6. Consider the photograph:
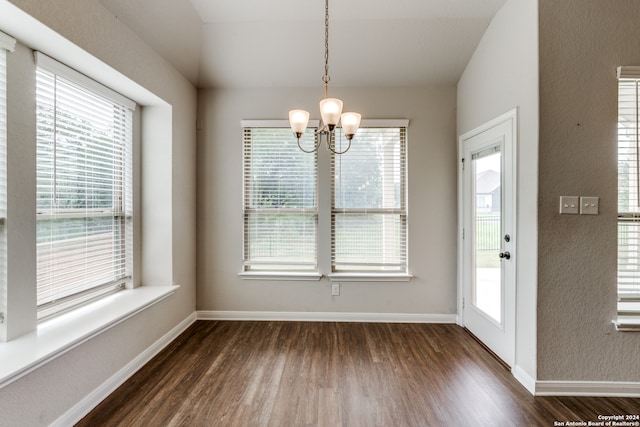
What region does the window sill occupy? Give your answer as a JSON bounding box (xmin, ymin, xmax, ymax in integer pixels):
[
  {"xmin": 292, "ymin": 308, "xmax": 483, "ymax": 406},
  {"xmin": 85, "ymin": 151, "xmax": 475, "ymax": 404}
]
[
  {"xmin": 613, "ymin": 320, "xmax": 640, "ymax": 331},
  {"xmin": 0, "ymin": 284, "xmax": 179, "ymax": 389},
  {"xmin": 239, "ymin": 272, "xmax": 323, "ymax": 281},
  {"xmin": 329, "ymin": 273, "xmax": 413, "ymax": 282}
]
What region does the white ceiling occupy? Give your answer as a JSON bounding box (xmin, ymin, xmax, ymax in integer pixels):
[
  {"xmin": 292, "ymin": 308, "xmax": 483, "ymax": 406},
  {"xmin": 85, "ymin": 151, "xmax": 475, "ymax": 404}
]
[{"xmin": 98, "ymin": 0, "xmax": 507, "ymax": 89}]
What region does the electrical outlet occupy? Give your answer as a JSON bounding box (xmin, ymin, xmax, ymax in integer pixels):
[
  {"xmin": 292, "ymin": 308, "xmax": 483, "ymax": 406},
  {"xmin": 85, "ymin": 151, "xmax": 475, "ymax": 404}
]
[
  {"xmin": 559, "ymin": 196, "xmax": 579, "ymax": 214},
  {"xmin": 580, "ymin": 196, "xmax": 599, "ymax": 215},
  {"xmin": 331, "ymin": 283, "xmax": 340, "ymax": 296}
]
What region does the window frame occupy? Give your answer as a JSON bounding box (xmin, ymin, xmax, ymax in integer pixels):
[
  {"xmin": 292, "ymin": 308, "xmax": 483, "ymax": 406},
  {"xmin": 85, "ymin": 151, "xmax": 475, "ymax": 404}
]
[
  {"xmin": 35, "ymin": 52, "xmax": 135, "ymax": 320},
  {"xmin": 330, "ymin": 122, "xmax": 409, "ymax": 276},
  {"xmin": 240, "ymin": 120, "xmax": 322, "ymax": 281},
  {"xmin": 616, "ymin": 66, "xmax": 640, "ymax": 331},
  {"xmin": 239, "ymin": 119, "xmax": 412, "ymax": 282},
  {"xmin": 0, "ymin": 31, "xmax": 14, "ymax": 332}
]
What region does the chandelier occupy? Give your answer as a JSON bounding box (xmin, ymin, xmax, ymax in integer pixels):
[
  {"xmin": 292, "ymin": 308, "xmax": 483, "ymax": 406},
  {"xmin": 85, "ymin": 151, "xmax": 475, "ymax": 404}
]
[{"xmin": 288, "ymin": 0, "xmax": 361, "ymax": 154}]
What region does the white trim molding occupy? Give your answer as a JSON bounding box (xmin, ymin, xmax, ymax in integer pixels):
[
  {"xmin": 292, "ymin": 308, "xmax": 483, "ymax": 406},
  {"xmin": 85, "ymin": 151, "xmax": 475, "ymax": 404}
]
[
  {"xmin": 0, "ymin": 285, "xmax": 179, "ymax": 389},
  {"xmin": 535, "ymin": 380, "xmax": 640, "ymax": 397},
  {"xmin": 197, "ymin": 310, "xmax": 456, "ymax": 323},
  {"xmin": 51, "ymin": 312, "xmax": 197, "ymax": 427},
  {"xmin": 512, "ymin": 365, "xmax": 536, "ymax": 395},
  {"xmin": 328, "ymin": 273, "xmax": 413, "ymax": 282},
  {"xmin": 0, "ymin": 30, "xmax": 16, "ymax": 51}
]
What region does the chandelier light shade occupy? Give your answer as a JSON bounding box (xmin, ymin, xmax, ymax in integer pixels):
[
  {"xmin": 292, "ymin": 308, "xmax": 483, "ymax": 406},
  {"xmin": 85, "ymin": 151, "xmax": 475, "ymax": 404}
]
[
  {"xmin": 289, "ymin": 0, "xmax": 361, "ymax": 154},
  {"xmin": 319, "ymin": 98, "xmax": 343, "ymax": 129},
  {"xmin": 289, "ymin": 109, "xmax": 310, "ymax": 138},
  {"xmin": 340, "ymin": 112, "xmax": 362, "ymax": 140}
]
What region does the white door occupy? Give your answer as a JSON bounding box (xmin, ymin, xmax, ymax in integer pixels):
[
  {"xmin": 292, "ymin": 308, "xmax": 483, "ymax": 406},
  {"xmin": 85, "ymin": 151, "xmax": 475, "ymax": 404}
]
[{"xmin": 459, "ymin": 110, "xmax": 516, "ymax": 367}]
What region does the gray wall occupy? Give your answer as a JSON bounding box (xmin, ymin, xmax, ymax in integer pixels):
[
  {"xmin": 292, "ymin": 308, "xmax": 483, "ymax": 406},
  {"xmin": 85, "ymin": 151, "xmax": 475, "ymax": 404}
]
[
  {"xmin": 538, "ymin": 0, "xmax": 640, "ymax": 381},
  {"xmin": 457, "ymin": 0, "xmax": 539, "ymax": 381},
  {"xmin": 0, "ymin": 0, "xmax": 197, "ymax": 425},
  {"xmin": 197, "ymin": 86, "xmax": 458, "ymax": 315}
]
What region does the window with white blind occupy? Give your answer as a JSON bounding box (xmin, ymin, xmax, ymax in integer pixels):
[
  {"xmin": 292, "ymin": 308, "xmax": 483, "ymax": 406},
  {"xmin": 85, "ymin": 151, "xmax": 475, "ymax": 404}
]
[
  {"xmin": 242, "ymin": 123, "xmax": 318, "ymax": 273},
  {"xmin": 332, "ymin": 124, "xmax": 408, "ymax": 273},
  {"xmin": 0, "ymin": 32, "xmax": 14, "ymax": 325},
  {"xmin": 616, "ymin": 66, "xmax": 640, "ymax": 331},
  {"xmin": 241, "ymin": 119, "xmax": 409, "ymax": 279},
  {"xmin": 35, "ymin": 52, "xmax": 134, "ymax": 320}
]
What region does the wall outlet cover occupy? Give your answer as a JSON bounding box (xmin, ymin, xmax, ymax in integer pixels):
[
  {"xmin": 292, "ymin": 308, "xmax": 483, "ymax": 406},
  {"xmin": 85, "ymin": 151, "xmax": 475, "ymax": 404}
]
[
  {"xmin": 559, "ymin": 196, "xmax": 579, "ymax": 214},
  {"xmin": 580, "ymin": 196, "xmax": 599, "ymax": 215}
]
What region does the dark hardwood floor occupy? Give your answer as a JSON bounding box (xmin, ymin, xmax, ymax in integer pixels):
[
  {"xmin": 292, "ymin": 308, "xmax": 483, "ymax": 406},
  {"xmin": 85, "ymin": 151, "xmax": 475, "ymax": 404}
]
[{"xmin": 77, "ymin": 321, "xmax": 639, "ymax": 426}]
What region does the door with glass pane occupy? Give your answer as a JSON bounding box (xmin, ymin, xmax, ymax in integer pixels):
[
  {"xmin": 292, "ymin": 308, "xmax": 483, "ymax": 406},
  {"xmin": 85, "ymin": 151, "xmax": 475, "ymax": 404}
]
[{"xmin": 459, "ymin": 111, "xmax": 516, "ymax": 367}]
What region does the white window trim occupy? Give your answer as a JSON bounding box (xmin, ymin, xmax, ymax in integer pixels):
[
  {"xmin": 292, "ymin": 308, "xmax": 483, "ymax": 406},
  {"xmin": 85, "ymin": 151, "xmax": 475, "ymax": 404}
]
[
  {"xmin": 329, "ymin": 273, "xmax": 413, "ymax": 282},
  {"xmin": 238, "ymin": 271, "xmax": 322, "ymax": 281},
  {"xmin": 0, "ymin": 30, "xmax": 15, "ymax": 52},
  {"xmin": 35, "ymin": 51, "xmax": 135, "ymax": 110}
]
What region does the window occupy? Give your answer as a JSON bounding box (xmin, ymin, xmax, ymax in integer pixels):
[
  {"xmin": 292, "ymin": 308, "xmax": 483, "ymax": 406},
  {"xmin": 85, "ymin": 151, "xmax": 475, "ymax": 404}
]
[
  {"xmin": 241, "ymin": 119, "xmax": 409, "ymax": 279},
  {"xmin": 332, "ymin": 126, "xmax": 408, "ymax": 273},
  {"xmin": 242, "ymin": 123, "xmax": 318, "ymax": 273},
  {"xmin": 35, "ymin": 52, "xmax": 135, "ymax": 319},
  {"xmin": 0, "ymin": 31, "xmax": 14, "ymax": 325},
  {"xmin": 616, "ymin": 66, "xmax": 640, "ymax": 331}
]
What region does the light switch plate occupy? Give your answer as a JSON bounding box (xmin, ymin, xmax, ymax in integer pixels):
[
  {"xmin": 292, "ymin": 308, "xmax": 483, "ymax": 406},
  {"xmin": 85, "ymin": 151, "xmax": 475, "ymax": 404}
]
[
  {"xmin": 580, "ymin": 196, "xmax": 599, "ymax": 215},
  {"xmin": 559, "ymin": 196, "xmax": 579, "ymax": 214}
]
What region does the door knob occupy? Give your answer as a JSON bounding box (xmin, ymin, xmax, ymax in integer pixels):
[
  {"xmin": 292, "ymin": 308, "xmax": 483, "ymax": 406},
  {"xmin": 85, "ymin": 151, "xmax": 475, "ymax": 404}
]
[{"xmin": 499, "ymin": 251, "xmax": 511, "ymax": 260}]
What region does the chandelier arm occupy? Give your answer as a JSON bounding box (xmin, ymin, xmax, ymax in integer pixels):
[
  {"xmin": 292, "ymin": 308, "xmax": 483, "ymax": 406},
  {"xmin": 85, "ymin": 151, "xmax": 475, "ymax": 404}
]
[
  {"xmin": 327, "ymin": 132, "xmax": 352, "ymax": 155},
  {"xmin": 297, "ymin": 134, "xmax": 322, "ymax": 153}
]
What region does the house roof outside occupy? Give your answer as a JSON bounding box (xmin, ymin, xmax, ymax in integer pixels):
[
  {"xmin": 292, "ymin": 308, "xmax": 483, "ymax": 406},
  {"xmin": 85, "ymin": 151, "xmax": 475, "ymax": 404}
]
[{"xmin": 476, "ymin": 169, "xmax": 500, "ymax": 194}]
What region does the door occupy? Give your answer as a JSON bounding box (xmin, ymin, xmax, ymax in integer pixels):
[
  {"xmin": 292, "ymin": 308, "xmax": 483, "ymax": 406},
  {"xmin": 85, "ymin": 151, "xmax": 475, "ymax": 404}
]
[{"xmin": 459, "ymin": 110, "xmax": 516, "ymax": 367}]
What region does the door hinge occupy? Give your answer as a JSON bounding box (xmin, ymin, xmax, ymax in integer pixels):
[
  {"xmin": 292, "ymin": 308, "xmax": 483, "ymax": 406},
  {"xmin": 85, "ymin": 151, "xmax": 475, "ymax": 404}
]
[
  {"xmin": 462, "ymin": 228, "xmax": 465, "ymax": 240},
  {"xmin": 461, "ymin": 158, "xmax": 465, "ymax": 170},
  {"xmin": 462, "ymin": 298, "xmax": 465, "ymax": 309}
]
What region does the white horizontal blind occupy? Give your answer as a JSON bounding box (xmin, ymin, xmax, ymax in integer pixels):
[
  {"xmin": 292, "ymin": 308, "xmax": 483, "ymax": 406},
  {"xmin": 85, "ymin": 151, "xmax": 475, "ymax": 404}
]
[
  {"xmin": 331, "ymin": 126, "xmax": 408, "ymax": 272},
  {"xmin": 617, "ymin": 72, "xmax": 640, "ymax": 330},
  {"xmin": 0, "ymin": 43, "xmax": 9, "ymax": 323},
  {"xmin": 36, "ymin": 63, "xmax": 133, "ymax": 319},
  {"xmin": 242, "ymin": 127, "xmax": 318, "ymax": 271}
]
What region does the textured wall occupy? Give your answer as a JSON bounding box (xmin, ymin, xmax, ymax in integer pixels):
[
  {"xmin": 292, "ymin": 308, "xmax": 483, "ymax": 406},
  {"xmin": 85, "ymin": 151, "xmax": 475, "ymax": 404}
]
[
  {"xmin": 196, "ymin": 86, "xmax": 458, "ymax": 315},
  {"xmin": 538, "ymin": 0, "xmax": 640, "ymax": 381},
  {"xmin": 457, "ymin": 0, "xmax": 539, "ymax": 379}
]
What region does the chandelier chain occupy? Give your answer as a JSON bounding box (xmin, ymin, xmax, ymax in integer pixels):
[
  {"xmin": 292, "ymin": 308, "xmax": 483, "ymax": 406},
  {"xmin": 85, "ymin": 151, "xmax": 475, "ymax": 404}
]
[{"xmin": 323, "ymin": 0, "xmax": 330, "ymax": 98}]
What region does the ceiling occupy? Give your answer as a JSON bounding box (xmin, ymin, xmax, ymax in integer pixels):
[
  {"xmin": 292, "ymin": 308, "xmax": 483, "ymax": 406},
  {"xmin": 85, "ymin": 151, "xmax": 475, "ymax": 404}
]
[{"xmin": 98, "ymin": 0, "xmax": 507, "ymax": 89}]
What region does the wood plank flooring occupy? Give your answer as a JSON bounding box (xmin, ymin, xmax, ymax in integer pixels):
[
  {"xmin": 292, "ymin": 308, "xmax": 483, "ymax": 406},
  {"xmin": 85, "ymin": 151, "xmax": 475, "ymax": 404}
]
[{"xmin": 77, "ymin": 321, "xmax": 640, "ymax": 426}]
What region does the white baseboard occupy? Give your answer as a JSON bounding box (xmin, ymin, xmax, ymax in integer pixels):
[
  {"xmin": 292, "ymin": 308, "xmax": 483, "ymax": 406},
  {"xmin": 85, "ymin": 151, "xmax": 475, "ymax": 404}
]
[
  {"xmin": 51, "ymin": 312, "xmax": 197, "ymax": 427},
  {"xmin": 535, "ymin": 380, "xmax": 640, "ymax": 397},
  {"xmin": 196, "ymin": 310, "xmax": 457, "ymax": 323},
  {"xmin": 512, "ymin": 365, "xmax": 536, "ymax": 394}
]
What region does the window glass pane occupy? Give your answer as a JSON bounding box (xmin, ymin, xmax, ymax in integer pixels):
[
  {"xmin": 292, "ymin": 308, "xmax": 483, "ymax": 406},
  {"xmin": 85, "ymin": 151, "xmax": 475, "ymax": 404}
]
[
  {"xmin": 333, "ymin": 213, "xmax": 405, "ymax": 270},
  {"xmin": 618, "ymin": 81, "xmax": 639, "ymax": 213},
  {"xmin": 243, "ymin": 128, "xmax": 318, "ymax": 271},
  {"xmin": 334, "ymin": 128, "xmax": 403, "ymax": 210},
  {"xmin": 247, "ymin": 128, "xmax": 316, "ymax": 209},
  {"xmin": 617, "ymin": 76, "xmax": 640, "ymax": 330},
  {"xmin": 36, "ymin": 65, "xmax": 132, "ymax": 319},
  {"xmin": 245, "ymin": 212, "xmax": 317, "ymax": 270},
  {"xmin": 332, "ymin": 127, "xmax": 407, "ymax": 272}
]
